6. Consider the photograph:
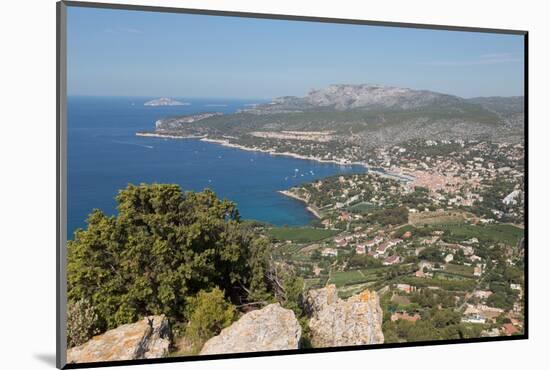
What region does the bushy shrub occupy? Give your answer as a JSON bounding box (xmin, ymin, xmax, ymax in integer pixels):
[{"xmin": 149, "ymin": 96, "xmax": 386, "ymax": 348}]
[
  {"xmin": 281, "ymin": 275, "xmax": 305, "ymax": 316},
  {"xmin": 184, "ymin": 287, "xmax": 236, "ymax": 349},
  {"xmin": 67, "ymin": 299, "xmax": 101, "ymax": 348}
]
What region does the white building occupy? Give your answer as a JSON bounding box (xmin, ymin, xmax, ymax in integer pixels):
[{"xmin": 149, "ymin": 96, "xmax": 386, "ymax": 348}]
[
  {"xmin": 462, "ymin": 314, "xmax": 486, "ymax": 324},
  {"xmin": 321, "ymin": 248, "xmax": 338, "ymax": 257}
]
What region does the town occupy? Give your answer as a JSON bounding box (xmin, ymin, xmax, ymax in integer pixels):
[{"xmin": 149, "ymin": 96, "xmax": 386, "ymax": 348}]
[{"xmin": 266, "ymin": 138, "xmax": 524, "ymax": 342}]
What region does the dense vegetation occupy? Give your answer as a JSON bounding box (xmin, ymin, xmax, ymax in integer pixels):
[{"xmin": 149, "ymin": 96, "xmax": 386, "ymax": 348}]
[
  {"xmin": 381, "ymin": 289, "xmax": 482, "ymax": 343},
  {"xmin": 158, "ymin": 103, "xmax": 503, "ymax": 136},
  {"xmin": 67, "ymin": 184, "xmax": 271, "ymax": 335},
  {"xmin": 367, "ymin": 206, "xmax": 409, "ymax": 225},
  {"xmin": 382, "ymin": 310, "xmax": 483, "ymax": 343}
]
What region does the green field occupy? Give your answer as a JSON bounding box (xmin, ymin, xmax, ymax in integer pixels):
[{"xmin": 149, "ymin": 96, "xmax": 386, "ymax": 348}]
[
  {"xmin": 409, "ymin": 210, "xmax": 471, "ymax": 226},
  {"xmin": 443, "ymin": 263, "xmax": 475, "ymax": 277},
  {"xmin": 276, "ymin": 243, "xmax": 304, "ymax": 254},
  {"xmin": 267, "ymin": 227, "xmax": 340, "ymax": 243},
  {"xmin": 328, "ymin": 270, "xmax": 370, "ymax": 287},
  {"xmin": 434, "ymin": 272, "xmax": 467, "ymax": 280},
  {"xmin": 436, "ymin": 224, "xmax": 524, "ymax": 246}
]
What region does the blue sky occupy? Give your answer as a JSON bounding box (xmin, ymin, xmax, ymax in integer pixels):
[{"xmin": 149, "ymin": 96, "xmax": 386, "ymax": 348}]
[{"xmin": 67, "ymin": 6, "xmax": 525, "ymax": 99}]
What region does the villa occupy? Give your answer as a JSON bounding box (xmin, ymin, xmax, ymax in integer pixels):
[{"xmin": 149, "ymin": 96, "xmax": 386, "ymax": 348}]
[
  {"xmin": 322, "ymin": 248, "xmax": 338, "ymax": 257},
  {"xmin": 383, "ymin": 255, "xmax": 401, "ymax": 266}
]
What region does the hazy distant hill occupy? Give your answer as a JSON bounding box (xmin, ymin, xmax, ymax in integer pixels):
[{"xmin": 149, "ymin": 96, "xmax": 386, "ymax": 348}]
[
  {"xmin": 144, "ymin": 97, "xmax": 189, "ymax": 106},
  {"xmin": 466, "ymin": 96, "xmax": 524, "ymax": 128},
  {"xmin": 150, "ymin": 84, "xmax": 524, "ymax": 147},
  {"xmin": 244, "ymin": 84, "xmax": 469, "ymax": 113}
]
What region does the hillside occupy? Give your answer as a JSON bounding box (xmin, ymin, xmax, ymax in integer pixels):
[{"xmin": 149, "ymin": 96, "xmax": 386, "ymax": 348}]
[
  {"xmin": 245, "ymin": 84, "xmax": 472, "ymax": 113},
  {"xmin": 466, "ymin": 96, "xmax": 524, "ymax": 128},
  {"xmin": 141, "ymin": 84, "xmax": 524, "ymax": 164}
]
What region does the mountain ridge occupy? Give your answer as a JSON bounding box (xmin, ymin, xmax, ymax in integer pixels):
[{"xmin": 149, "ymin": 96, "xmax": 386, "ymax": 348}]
[
  {"xmin": 143, "ymin": 84, "xmax": 524, "ymax": 160},
  {"xmin": 241, "ymin": 84, "xmax": 521, "ymax": 116}
]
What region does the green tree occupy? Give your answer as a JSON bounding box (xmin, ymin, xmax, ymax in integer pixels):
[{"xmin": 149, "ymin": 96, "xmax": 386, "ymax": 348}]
[
  {"xmin": 348, "ymin": 254, "xmax": 382, "ymax": 269},
  {"xmin": 281, "ymin": 275, "xmax": 305, "ymax": 317},
  {"xmin": 432, "ymin": 309, "xmax": 461, "ymax": 329},
  {"xmin": 280, "ymin": 274, "xmax": 314, "ymax": 347},
  {"xmin": 67, "ymin": 184, "xmax": 270, "ymax": 331},
  {"xmin": 407, "ymin": 321, "xmax": 439, "ymax": 342}
]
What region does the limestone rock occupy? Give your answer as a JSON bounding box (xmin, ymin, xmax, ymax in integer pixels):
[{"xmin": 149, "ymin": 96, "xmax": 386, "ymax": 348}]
[
  {"xmin": 67, "ymin": 315, "xmax": 170, "ymax": 363},
  {"xmin": 306, "ymin": 284, "xmax": 384, "ymax": 347},
  {"xmin": 200, "ymin": 303, "xmax": 301, "ymax": 355}
]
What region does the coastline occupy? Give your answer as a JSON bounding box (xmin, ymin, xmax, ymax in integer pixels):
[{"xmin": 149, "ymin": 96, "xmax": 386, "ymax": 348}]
[
  {"xmin": 200, "ymin": 138, "xmax": 359, "ymax": 167},
  {"xmin": 200, "ymin": 138, "xmax": 414, "ymax": 182},
  {"xmin": 136, "ymin": 132, "xmax": 207, "ymax": 140},
  {"xmin": 277, "ymin": 190, "xmax": 322, "ymax": 219},
  {"xmin": 136, "ymin": 132, "xmax": 414, "ymax": 182}
]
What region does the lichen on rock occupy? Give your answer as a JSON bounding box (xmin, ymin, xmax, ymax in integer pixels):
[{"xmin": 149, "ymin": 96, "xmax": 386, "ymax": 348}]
[
  {"xmin": 66, "ymin": 315, "xmax": 171, "ymax": 364},
  {"xmin": 306, "ymin": 284, "xmax": 384, "ymax": 347},
  {"xmin": 199, "ymin": 303, "xmax": 301, "ymax": 355}
]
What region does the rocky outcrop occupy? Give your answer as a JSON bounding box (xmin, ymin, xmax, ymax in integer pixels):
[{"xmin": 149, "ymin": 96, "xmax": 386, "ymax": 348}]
[
  {"xmin": 200, "ymin": 303, "xmax": 301, "ymax": 355},
  {"xmin": 306, "ymin": 285, "xmax": 384, "ymax": 347},
  {"xmin": 144, "ymin": 97, "xmax": 188, "ymax": 106},
  {"xmin": 67, "ymin": 315, "xmax": 170, "ymax": 364},
  {"xmin": 243, "ymin": 84, "xmax": 465, "ymax": 113},
  {"xmin": 305, "ymin": 84, "xmax": 462, "ymax": 111}
]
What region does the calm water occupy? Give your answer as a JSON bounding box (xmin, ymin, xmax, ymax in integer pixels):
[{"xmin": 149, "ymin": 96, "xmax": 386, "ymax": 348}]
[{"xmin": 67, "ymin": 96, "xmax": 366, "ymax": 237}]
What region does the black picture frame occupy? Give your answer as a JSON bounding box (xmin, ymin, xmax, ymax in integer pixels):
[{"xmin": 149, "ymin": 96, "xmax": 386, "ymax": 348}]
[{"xmin": 56, "ymin": 1, "xmax": 528, "ymax": 368}]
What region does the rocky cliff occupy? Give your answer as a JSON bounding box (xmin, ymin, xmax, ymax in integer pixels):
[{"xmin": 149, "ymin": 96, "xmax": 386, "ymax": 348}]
[
  {"xmin": 243, "ymin": 84, "xmax": 492, "ymax": 114},
  {"xmin": 305, "ymin": 84, "xmax": 462, "ymax": 111},
  {"xmin": 199, "ymin": 303, "xmax": 301, "ymax": 355},
  {"xmin": 306, "ymin": 285, "xmax": 384, "ymax": 347},
  {"xmin": 66, "ymin": 315, "xmax": 171, "ymax": 364}
]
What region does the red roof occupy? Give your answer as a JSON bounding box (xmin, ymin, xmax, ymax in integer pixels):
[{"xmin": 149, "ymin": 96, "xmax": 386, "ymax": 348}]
[
  {"xmin": 503, "ymin": 323, "xmax": 519, "ymax": 336},
  {"xmin": 384, "ymin": 255, "xmax": 400, "ymax": 264}
]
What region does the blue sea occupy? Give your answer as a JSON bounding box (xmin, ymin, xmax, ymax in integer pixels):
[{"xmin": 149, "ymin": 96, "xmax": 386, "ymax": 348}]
[{"xmin": 67, "ymin": 96, "xmax": 366, "ymax": 238}]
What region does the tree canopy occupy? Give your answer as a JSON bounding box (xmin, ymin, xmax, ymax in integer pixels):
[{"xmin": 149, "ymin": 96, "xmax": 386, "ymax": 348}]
[{"xmin": 67, "ymin": 183, "xmax": 270, "ymax": 330}]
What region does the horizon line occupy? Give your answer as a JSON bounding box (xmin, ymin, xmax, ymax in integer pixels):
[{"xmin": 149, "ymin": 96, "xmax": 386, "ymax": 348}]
[{"xmin": 67, "ymin": 91, "xmax": 525, "ymax": 100}]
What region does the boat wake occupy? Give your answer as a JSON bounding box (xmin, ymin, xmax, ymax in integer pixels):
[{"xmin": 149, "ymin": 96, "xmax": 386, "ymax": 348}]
[{"xmin": 112, "ymin": 140, "xmax": 154, "ymax": 149}]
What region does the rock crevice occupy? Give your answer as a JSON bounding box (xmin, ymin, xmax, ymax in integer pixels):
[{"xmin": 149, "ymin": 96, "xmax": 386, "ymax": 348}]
[
  {"xmin": 67, "ymin": 315, "xmax": 170, "ymax": 364},
  {"xmin": 306, "ymin": 285, "xmax": 384, "ymax": 347}
]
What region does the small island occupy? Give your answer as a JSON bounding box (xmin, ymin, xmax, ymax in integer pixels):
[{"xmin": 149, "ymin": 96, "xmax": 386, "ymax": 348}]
[{"xmin": 144, "ymin": 97, "xmax": 189, "ymax": 106}]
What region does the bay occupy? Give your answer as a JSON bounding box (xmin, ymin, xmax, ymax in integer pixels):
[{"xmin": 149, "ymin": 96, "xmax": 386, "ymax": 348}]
[{"xmin": 67, "ymin": 96, "xmax": 366, "ymax": 238}]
